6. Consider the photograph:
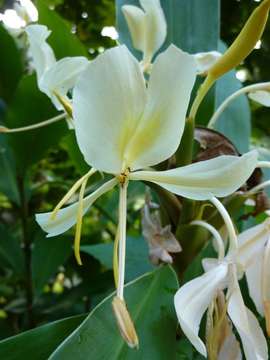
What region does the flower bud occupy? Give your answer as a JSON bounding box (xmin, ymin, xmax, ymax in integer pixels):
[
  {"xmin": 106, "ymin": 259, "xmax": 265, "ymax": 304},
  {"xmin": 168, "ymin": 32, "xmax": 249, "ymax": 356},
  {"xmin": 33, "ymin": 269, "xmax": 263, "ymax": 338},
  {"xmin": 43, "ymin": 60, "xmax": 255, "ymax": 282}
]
[
  {"xmin": 209, "ymin": 0, "xmax": 270, "ymax": 80},
  {"xmin": 112, "ymin": 296, "xmax": 139, "ymax": 349}
]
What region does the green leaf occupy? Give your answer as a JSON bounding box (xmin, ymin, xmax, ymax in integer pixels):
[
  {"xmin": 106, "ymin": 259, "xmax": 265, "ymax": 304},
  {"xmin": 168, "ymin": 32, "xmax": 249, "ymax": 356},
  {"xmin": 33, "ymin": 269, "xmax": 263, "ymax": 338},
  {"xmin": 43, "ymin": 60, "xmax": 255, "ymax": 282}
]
[
  {"xmin": 0, "ymin": 25, "xmax": 23, "ymax": 102},
  {"xmin": 0, "ymin": 224, "xmax": 24, "ymax": 275},
  {"xmin": 4, "ymin": 75, "xmax": 67, "ymax": 174},
  {"xmin": 49, "ymin": 266, "xmax": 178, "ymax": 359},
  {"xmin": 0, "ymin": 135, "xmax": 19, "ymax": 203},
  {"xmin": 116, "ymin": 0, "xmax": 220, "ymax": 56},
  {"xmin": 32, "ymin": 232, "xmax": 72, "ymax": 295},
  {"xmin": 37, "ymin": 0, "xmax": 88, "ymax": 58},
  {"xmin": 81, "ymin": 236, "xmax": 154, "ymax": 282},
  {"xmin": 0, "ymin": 314, "xmax": 86, "ymax": 360},
  {"xmin": 214, "ymin": 42, "xmax": 251, "ymax": 153}
]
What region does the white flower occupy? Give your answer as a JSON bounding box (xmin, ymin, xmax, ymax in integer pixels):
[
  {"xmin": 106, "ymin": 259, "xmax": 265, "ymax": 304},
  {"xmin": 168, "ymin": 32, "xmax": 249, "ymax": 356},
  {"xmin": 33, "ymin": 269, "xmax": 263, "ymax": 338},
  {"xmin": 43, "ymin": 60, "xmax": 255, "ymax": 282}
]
[
  {"xmin": 122, "ymin": 0, "xmax": 166, "ymax": 68},
  {"xmin": 174, "ymin": 220, "xmax": 268, "ymax": 359},
  {"xmin": 25, "ymin": 24, "xmax": 88, "ymax": 112},
  {"xmin": 35, "ymin": 45, "xmax": 258, "ymax": 344}
]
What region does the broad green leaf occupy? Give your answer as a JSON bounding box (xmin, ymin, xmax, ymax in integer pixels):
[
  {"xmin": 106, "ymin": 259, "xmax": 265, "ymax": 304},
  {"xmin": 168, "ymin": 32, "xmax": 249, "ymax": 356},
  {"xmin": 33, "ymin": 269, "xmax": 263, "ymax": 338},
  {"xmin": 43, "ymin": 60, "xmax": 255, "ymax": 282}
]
[
  {"xmin": 37, "ymin": 0, "xmax": 88, "ymax": 58},
  {"xmin": 4, "ymin": 75, "xmax": 67, "ymax": 174},
  {"xmin": 0, "ymin": 25, "xmax": 23, "ymax": 102},
  {"xmin": 81, "ymin": 236, "xmax": 154, "ymax": 282},
  {"xmin": 32, "ymin": 231, "xmax": 73, "ymax": 295},
  {"xmin": 0, "ymin": 224, "xmax": 24, "ymax": 275},
  {"xmin": 0, "ymin": 314, "xmax": 86, "ymax": 360},
  {"xmin": 214, "ymin": 42, "xmax": 251, "ymax": 153},
  {"xmin": 116, "ymin": 0, "xmax": 220, "ymax": 56},
  {"xmin": 49, "ymin": 266, "xmax": 179, "ymax": 359}
]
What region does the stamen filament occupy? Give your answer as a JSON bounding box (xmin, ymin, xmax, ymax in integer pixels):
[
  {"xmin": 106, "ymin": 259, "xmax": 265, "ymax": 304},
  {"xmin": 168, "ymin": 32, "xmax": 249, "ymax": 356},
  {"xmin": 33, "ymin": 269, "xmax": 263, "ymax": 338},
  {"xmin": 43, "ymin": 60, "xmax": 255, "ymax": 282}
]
[
  {"xmin": 191, "ymin": 220, "xmax": 225, "ymax": 260},
  {"xmin": 74, "ymin": 177, "xmax": 89, "ymax": 265},
  {"xmin": 257, "ymin": 161, "xmax": 270, "ymax": 169},
  {"xmin": 0, "ymin": 113, "xmax": 66, "ymax": 133},
  {"xmin": 208, "ymin": 82, "xmax": 270, "ymax": 128},
  {"xmin": 113, "ymin": 225, "xmax": 120, "ymax": 288},
  {"xmin": 210, "ymin": 197, "xmax": 238, "ymax": 252},
  {"xmin": 246, "ymin": 179, "xmax": 270, "ymax": 195},
  {"xmin": 117, "ymin": 181, "xmax": 128, "ymax": 300},
  {"xmin": 50, "ymin": 168, "xmax": 96, "ymax": 220}
]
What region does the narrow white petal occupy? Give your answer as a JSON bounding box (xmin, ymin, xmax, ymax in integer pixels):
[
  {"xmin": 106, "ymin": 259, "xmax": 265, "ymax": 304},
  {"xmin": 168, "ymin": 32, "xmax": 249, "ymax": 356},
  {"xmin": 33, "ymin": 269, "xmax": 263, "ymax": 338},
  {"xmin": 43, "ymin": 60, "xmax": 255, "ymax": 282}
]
[
  {"xmin": 39, "ymin": 57, "xmax": 89, "ymax": 110},
  {"xmin": 130, "ymin": 151, "xmax": 258, "ymax": 200},
  {"xmin": 35, "ymin": 178, "xmax": 117, "ymax": 237},
  {"xmin": 174, "ymin": 264, "xmax": 228, "ymax": 357},
  {"xmin": 248, "ymin": 90, "xmax": 270, "ymax": 107},
  {"xmin": 246, "ymin": 255, "xmax": 264, "ymax": 316},
  {"xmin": 122, "ymin": 5, "xmax": 146, "ymax": 52},
  {"xmin": 228, "ymin": 271, "xmax": 268, "ymax": 360},
  {"xmin": 194, "ymin": 51, "xmax": 222, "ymax": 74},
  {"xmin": 73, "ymin": 45, "xmax": 147, "ymax": 173},
  {"xmin": 25, "ymin": 24, "xmax": 56, "ymax": 81},
  {"xmin": 124, "ymin": 45, "xmax": 196, "ymax": 170}
]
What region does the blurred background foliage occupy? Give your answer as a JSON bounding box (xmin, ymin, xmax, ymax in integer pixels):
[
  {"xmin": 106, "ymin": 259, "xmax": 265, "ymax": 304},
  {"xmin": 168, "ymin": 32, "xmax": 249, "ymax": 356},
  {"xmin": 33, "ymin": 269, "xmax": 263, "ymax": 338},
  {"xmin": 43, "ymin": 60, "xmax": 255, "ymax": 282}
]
[{"xmin": 0, "ymin": 0, "xmax": 269, "ymax": 355}]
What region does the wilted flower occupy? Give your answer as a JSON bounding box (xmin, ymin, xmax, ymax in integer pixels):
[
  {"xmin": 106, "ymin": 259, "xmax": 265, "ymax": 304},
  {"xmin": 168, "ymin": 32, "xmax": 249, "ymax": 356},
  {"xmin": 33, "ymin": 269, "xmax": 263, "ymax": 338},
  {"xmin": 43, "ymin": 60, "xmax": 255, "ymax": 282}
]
[{"xmin": 141, "ymin": 196, "xmax": 181, "ymax": 265}]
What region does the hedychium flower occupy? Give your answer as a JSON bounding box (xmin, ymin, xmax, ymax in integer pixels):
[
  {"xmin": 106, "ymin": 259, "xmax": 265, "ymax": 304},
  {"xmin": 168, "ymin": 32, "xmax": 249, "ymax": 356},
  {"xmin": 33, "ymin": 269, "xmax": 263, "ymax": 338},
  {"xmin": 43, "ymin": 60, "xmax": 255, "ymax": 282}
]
[
  {"xmin": 36, "ymin": 44, "xmax": 258, "ymax": 347},
  {"xmin": 25, "ymin": 24, "xmax": 88, "ymax": 112},
  {"xmin": 174, "ymin": 219, "xmax": 268, "ymax": 359},
  {"xmin": 122, "ymin": 0, "xmax": 166, "ymax": 72},
  {"xmin": 207, "ymin": 82, "xmax": 270, "ymax": 129}
]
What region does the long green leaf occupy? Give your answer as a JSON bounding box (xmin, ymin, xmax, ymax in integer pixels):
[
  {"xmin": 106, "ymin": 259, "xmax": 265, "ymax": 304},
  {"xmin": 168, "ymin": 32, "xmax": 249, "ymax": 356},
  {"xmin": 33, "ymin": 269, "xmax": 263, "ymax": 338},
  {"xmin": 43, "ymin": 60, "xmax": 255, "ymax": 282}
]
[{"xmin": 49, "ymin": 266, "xmax": 178, "ymax": 359}]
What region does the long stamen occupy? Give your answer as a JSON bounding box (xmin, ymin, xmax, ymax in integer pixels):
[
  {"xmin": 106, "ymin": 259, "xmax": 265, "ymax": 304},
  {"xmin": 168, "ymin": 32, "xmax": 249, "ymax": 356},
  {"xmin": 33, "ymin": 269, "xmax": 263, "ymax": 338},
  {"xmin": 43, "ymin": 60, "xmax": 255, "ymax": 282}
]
[
  {"xmin": 207, "ymin": 82, "xmax": 270, "ymax": 128},
  {"xmin": 210, "ymin": 197, "xmax": 238, "ymax": 252},
  {"xmin": 53, "ymin": 91, "xmax": 73, "ymax": 118},
  {"xmin": 50, "ymin": 168, "xmax": 96, "ymax": 220},
  {"xmin": 74, "ymin": 177, "xmax": 89, "ymax": 265},
  {"xmin": 117, "ymin": 181, "xmax": 128, "ymax": 300},
  {"xmin": 0, "ymin": 113, "xmax": 66, "ymax": 133},
  {"xmin": 113, "ymin": 225, "xmax": 120, "ymax": 288},
  {"xmin": 257, "ymin": 161, "xmax": 270, "ymax": 169},
  {"xmin": 191, "ymin": 220, "xmax": 225, "ymax": 260}
]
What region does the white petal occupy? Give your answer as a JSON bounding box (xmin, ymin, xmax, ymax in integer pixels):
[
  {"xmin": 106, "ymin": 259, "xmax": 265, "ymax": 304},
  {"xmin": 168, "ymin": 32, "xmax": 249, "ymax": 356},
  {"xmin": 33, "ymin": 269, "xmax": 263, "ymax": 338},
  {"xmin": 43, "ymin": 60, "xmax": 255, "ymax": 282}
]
[
  {"xmin": 122, "ymin": 5, "xmax": 146, "ymax": 52},
  {"xmin": 237, "ymin": 221, "xmax": 269, "ymax": 269},
  {"xmin": 35, "ymin": 178, "xmax": 117, "ymax": 237},
  {"xmin": 218, "ymin": 332, "xmax": 242, "ymax": 360},
  {"xmin": 174, "ymin": 264, "xmax": 228, "ymax": 357},
  {"xmin": 248, "ymin": 90, "xmax": 270, "ymax": 107},
  {"xmin": 19, "ymin": 0, "xmax": 38, "ymax": 22},
  {"xmin": 124, "ymin": 45, "xmax": 196, "ymax": 170},
  {"xmin": 39, "ymin": 57, "xmax": 89, "ymax": 110},
  {"xmin": 194, "ymin": 51, "xmax": 222, "ymax": 74},
  {"xmin": 228, "ymin": 272, "xmax": 268, "ymax": 360},
  {"xmin": 25, "ymin": 24, "xmax": 56, "ymax": 81},
  {"xmin": 73, "ymin": 45, "xmax": 147, "ymax": 174},
  {"xmin": 130, "ymin": 151, "xmax": 258, "ymax": 201},
  {"xmin": 245, "ymin": 254, "xmax": 264, "ymax": 316},
  {"xmin": 139, "ymin": 0, "xmax": 167, "ymax": 63}
]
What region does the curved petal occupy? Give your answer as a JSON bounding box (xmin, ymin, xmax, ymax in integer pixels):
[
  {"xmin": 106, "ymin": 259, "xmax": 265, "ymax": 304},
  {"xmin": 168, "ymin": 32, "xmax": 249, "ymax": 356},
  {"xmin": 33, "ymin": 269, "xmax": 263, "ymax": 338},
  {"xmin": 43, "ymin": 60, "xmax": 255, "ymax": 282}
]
[
  {"xmin": 174, "ymin": 264, "xmax": 228, "ymax": 357},
  {"xmin": 130, "ymin": 151, "xmax": 258, "ymax": 200},
  {"xmin": 245, "ymin": 255, "xmax": 264, "ymax": 316},
  {"xmin": 194, "ymin": 51, "xmax": 222, "ymax": 74},
  {"xmin": 139, "ymin": 0, "xmax": 167, "ymax": 63},
  {"xmin": 124, "ymin": 45, "xmax": 196, "ymax": 170},
  {"xmin": 228, "ymin": 271, "xmax": 268, "ymax": 360},
  {"xmin": 25, "ymin": 24, "xmax": 56, "ymax": 81},
  {"xmin": 248, "ymin": 90, "xmax": 270, "ymax": 107},
  {"xmin": 35, "ymin": 178, "xmax": 117, "ymax": 237},
  {"xmin": 39, "ymin": 57, "xmax": 89, "ymax": 110},
  {"xmin": 73, "ymin": 45, "xmax": 147, "ymax": 174},
  {"xmin": 122, "ymin": 5, "xmax": 146, "ymax": 52}
]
